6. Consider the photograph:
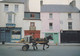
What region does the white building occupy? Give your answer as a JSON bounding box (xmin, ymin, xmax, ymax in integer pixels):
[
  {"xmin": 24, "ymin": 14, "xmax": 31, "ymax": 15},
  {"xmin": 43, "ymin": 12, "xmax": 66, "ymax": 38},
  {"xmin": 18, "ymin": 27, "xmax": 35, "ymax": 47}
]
[
  {"xmin": 59, "ymin": 5, "xmax": 80, "ymax": 43},
  {"xmin": 41, "ymin": 4, "xmax": 80, "ymax": 43},
  {"xmin": 0, "ymin": 1, "xmax": 24, "ymax": 42},
  {"xmin": 22, "ymin": 12, "xmax": 41, "ymax": 39}
]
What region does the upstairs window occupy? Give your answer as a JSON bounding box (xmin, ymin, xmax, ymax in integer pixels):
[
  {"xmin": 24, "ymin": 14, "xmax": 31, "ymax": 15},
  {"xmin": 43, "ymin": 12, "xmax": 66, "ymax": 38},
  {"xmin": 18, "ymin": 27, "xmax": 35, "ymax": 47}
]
[
  {"xmin": 68, "ymin": 22, "xmax": 72, "ymax": 30},
  {"xmin": 30, "ymin": 13, "xmax": 35, "ymax": 18},
  {"xmin": 4, "ymin": 4, "xmax": 9, "ymax": 11},
  {"xmin": 30, "ymin": 22, "xmax": 36, "ymax": 30},
  {"xmin": 30, "ymin": 22, "xmax": 35, "ymax": 27},
  {"xmin": 15, "ymin": 5, "xmax": 18, "ymax": 12},
  {"xmin": 8, "ymin": 14, "xmax": 12, "ymax": 23},
  {"xmin": 8, "ymin": 13, "xmax": 15, "ymax": 23},
  {"xmin": 49, "ymin": 23, "xmax": 53, "ymax": 30},
  {"xmin": 49, "ymin": 13, "xmax": 53, "ymax": 18},
  {"xmin": 68, "ymin": 13, "xmax": 71, "ymax": 18}
]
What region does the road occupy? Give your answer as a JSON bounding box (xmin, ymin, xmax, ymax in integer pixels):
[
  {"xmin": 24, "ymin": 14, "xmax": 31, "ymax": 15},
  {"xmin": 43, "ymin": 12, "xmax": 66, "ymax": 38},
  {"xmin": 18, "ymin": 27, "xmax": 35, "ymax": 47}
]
[{"xmin": 0, "ymin": 44, "xmax": 80, "ymax": 56}]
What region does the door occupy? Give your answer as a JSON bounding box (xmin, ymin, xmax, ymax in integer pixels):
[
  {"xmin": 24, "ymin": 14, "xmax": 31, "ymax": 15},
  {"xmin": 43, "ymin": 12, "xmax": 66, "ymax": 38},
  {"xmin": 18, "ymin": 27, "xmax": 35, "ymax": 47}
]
[
  {"xmin": 5, "ymin": 30, "xmax": 11, "ymax": 42},
  {"xmin": 45, "ymin": 33, "xmax": 53, "ymax": 40},
  {"xmin": 61, "ymin": 31, "xmax": 80, "ymax": 43},
  {"xmin": 0, "ymin": 30, "xmax": 5, "ymax": 42},
  {"xmin": 54, "ymin": 33, "xmax": 59, "ymax": 44}
]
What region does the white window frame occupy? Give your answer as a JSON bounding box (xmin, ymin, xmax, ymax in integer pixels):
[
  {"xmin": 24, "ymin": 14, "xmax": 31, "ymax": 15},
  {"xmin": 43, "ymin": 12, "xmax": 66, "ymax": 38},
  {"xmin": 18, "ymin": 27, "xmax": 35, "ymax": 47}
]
[
  {"xmin": 8, "ymin": 13, "xmax": 15, "ymax": 23},
  {"xmin": 15, "ymin": 5, "xmax": 19, "ymax": 12},
  {"xmin": 68, "ymin": 22, "xmax": 72, "ymax": 30},
  {"xmin": 68, "ymin": 13, "xmax": 72, "ymax": 18},
  {"xmin": 49, "ymin": 13, "xmax": 53, "ymax": 19},
  {"xmin": 4, "ymin": 4, "xmax": 9, "ymax": 11},
  {"xmin": 49, "ymin": 23, "xmax": 53, "ymax": 30}
]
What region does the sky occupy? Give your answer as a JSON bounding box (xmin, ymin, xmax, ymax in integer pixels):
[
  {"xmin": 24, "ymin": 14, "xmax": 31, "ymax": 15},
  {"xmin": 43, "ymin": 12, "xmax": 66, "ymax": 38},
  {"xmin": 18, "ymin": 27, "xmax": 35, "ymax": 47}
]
[
  {"xmin": 43, "ymin": 0, "xmax": 73, "ymax": 4},
  {"xmin": 0, "ymin": 0, "xmax": 73, "ymax": 4}
]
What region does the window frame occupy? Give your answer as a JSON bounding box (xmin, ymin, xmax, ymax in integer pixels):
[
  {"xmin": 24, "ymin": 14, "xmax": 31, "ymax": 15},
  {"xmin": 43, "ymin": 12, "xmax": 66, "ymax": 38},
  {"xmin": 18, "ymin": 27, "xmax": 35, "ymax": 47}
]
[
  {"xmin": 68, "ymin": 22, "xmax": 72, "ymax": 30},
  {"xmin": 30, "ymin": 13, "xmax": 35, "ymax": 18},
  {"xmin": 7, "ymin": 13, "xmax": 15, "ymax": 23},
  {"xmin": 15, "ymin": 5, "xmax": 19, "ymax": 12},
  {"xmin": 30, "ymin": 22, "xmax": 35, "ymax": 27},
  {"xmin": 4, "ymin": 4, "xmax": 9, "ymax": 11},
  {"xmin": 68, "ymin": 13, "xmax": 72, "ymax": 18},
  {"xmin": 49, "ymin": 23, "xmax": 53, "ymax": 30},
  {"xmin": 49, "ymin": 13, "xmax": 53, "ymax": 18}
]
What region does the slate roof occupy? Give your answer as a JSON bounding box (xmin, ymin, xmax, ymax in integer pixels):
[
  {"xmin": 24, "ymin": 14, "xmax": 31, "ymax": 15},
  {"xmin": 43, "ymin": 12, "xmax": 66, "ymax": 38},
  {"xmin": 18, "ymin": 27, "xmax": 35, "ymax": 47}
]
[{"xmin": 41, "ymin": 5, "xmax": 80, "ymax": 13}]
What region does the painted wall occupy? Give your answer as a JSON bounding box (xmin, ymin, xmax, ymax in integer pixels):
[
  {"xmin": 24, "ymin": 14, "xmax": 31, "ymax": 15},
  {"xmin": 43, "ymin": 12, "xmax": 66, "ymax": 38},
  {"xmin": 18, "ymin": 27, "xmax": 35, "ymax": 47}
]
[
  {"xmin": 22, "ymin": 20, "xmax": 41, "ymax": 38},
  {"xmin": 0, "ymin": 2, "xmax": 24, "ymax": 27},
  {"xmin": 41, "ymin": 12, "xmax": 60, "ymax": 44},
  {"xmin": 0, "ymin": 2, "xmax": 24, "ymax": 41},
  {"xmin": 60, "ymin": 13, "xmax": 80, "ymax": 30}
]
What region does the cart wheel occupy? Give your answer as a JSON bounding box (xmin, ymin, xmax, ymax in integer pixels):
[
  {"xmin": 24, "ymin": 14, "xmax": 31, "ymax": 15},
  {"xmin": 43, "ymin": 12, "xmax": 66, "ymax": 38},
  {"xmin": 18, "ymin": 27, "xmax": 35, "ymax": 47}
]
[
  {"xmin": 22, "ymin": 44, "xmax": 29, "ymax": 51},
  {"xmin": 26, "ymin": 44, "xmax": 29, "ymax": 49}
]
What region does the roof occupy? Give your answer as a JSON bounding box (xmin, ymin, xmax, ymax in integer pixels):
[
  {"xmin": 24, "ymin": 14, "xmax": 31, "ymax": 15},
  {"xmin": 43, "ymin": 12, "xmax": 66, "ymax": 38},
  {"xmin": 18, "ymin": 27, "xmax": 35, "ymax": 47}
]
[
  {"xmin": 41, "ymin": 5, "xmax": 80, "ymax": 13},
  {"xmin": 0, "ymin": 0, "xmax": 24, "ymax": 3}
]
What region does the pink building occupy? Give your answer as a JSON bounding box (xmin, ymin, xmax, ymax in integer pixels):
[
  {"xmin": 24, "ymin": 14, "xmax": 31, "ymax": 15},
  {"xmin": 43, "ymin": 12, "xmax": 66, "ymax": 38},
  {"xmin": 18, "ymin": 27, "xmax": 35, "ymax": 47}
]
[{"xmin": 41, "ymin": 5, "xmax": 60, "ymax": 44}]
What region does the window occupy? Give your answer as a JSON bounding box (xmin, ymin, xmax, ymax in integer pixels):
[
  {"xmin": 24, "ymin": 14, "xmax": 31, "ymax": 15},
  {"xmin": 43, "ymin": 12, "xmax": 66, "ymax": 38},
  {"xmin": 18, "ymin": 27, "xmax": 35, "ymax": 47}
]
[
  {"xmin": 68, "ymin": 22, "xmax": 72, "ymax": 29},
  {"xmin": 4, "ymin": 4, "xmax": 9, "ymax": 11},
  {"xmin": 49, "ymin": 23, "xmax": 53, "ymax": 30},
  {"xmin": 30, "ymin": 22, "xmax": 36, "ymax": 30},
  {"xmin": 49, "ymin": 13, "xmax": 53, "ymax": 18},
  {"xmin": 15, "ymin": 5, "xmax": 18, "ymax": 12},
  {"xmin": 30, "ymin": 13, "xmax": 35, "ymax": 18},
  {"xmin": 30, "ymin": 22, "xmax": 35, "ymax": 26},
  {"xmin": 45, "ymin": 33, "xmax": 53, "ymax": 38},
  {"xmin": 8, "ymin": 14, "xmax": 12, "ymax": 23},
  {"xmin": 8, "ymin": 13, "xmax": 15, "ymax": 23},
  {"xmin": 68, "ymin": 13, "xmax": 71, "ymax": 18},
  {"xmin": 12, "ymin": 30, "xmax": 21, "ymax": 35}
]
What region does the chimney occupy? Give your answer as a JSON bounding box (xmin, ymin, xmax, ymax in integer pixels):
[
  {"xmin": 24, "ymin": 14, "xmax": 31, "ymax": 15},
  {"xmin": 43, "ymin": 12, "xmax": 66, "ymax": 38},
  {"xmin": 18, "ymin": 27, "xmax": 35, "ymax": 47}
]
[
  {"xmin": 70, "ymin": 0, "xmax": 76, "ymax": 7},
  {"xmin": 40, "ymin": 0, "xmax": 43, "ymax": 6},
  {"xmin": 24, "ymin": 0, "xmax": 30, "ymax": 12}
]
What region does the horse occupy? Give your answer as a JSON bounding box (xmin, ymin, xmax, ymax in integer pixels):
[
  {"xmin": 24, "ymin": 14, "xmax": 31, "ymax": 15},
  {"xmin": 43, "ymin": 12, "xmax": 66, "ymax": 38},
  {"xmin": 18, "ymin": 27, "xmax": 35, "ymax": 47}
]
[{"xmin": 32, "ymin": 35, "xmax": 53, "ymax": 50}]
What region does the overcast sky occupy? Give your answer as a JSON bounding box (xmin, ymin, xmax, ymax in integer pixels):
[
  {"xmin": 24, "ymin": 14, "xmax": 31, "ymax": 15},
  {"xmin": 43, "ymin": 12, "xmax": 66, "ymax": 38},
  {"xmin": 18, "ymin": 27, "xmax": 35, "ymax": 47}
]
[
  {"xmin": 0, "ymin": 0, "xmax": 73, "ymax": 4},
  {"xmin": 43, "ymin": 0, "xmax": 73, "ymax": 4}
]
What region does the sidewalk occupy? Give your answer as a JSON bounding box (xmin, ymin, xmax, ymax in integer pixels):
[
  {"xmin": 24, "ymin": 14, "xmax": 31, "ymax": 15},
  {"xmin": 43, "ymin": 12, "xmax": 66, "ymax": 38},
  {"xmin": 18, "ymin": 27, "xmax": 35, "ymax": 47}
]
[
  {"xmin": 0, "ymin": 42, "xmax": 80, "ymax": 46},
  {"xmin": 59, "ymin": 43, "xmax": 80, "ymax": 46}
]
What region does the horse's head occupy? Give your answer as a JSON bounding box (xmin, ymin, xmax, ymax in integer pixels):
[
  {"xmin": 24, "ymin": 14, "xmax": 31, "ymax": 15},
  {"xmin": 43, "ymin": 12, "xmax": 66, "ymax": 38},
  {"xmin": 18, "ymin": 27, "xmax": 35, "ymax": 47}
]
[{"xmin": 47, "ymin": 35, "xmax": 53, "ymax": 40}]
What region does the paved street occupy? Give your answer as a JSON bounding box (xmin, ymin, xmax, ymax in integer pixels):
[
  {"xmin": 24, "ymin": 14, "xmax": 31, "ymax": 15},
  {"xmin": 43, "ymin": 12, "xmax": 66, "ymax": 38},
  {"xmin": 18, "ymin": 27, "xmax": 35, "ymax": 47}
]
[{"xmin": 0, "ymin": 44, "xmax": 80, "ymax": 56}]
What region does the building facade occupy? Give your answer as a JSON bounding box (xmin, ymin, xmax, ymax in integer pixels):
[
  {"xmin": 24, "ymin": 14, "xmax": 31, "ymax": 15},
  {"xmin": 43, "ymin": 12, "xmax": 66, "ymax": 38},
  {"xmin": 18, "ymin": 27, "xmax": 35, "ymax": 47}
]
[
  {"xmin": 0, "ymin": 0, "xmax": 80, "ymax": 44},
  {"xmin": 41, "ymin": 4, "xmax": 80, "ymax": 44},
  {"xmin": 22, "ymin": 12, "xmax": 41, "ymax": 39},
  {"xmin": 60, "ymin": 1, "xmax": 80, "ymax": 43},
  {"xmin": 41, "ymin": 6, "xmax": 60, "ymax": 44},
  {"xmin": 0, "ymin": 1, "xmax": 24, "ymax": 42},
  {"xmin": 60, "ymin": 12, "xmax": 80, "ymax": 43}
]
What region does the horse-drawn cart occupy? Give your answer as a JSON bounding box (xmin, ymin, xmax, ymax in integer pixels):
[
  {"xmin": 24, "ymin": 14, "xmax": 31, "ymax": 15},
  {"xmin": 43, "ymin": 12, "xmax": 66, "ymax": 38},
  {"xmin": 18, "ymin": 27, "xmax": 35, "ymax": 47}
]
[{"xmin": 20, "ymin": 35, "xmax": 53, "ymax": 51}]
